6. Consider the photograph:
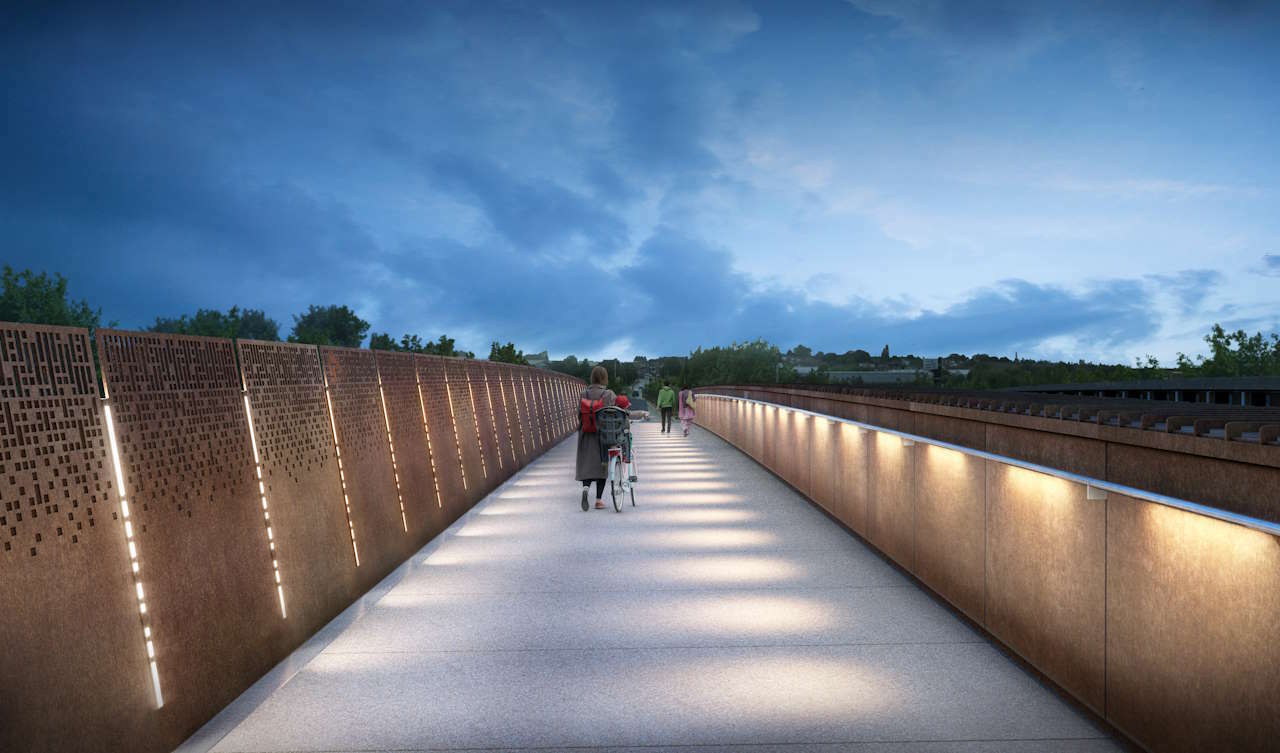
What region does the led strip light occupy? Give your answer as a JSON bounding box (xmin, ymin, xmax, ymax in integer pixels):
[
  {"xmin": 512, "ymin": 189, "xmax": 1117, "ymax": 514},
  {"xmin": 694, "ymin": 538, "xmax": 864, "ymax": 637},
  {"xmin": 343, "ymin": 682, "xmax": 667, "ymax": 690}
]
[
  {"xmin": 378, "ymin": 376, "xmax": 409, "ymax": 532},
  {"xmin": 497, "ymin": 370, "xmax": 518, "ymax": 466},
  {"xmin": 483, "ymin": 372, "xmax": 503, "ymax": 470},
  {"xmin": 324, "ymin": 386, "xmax": 360, "ymax": 566},
  {"xmin": 443, "ymin": 368, "xmax": 468, "ymax": 491},
  {"xmin": 466, "ymin": 373, "xmax": 488, "ymax": 480},
  {"xmin": 520, "ymin": 374, "xmax": 535, "ymax": 450},
  {"xmin": 242, "ymin": 394, "xmax": 287, "ymax": 617},
  {"xmin": 512, "ymin": 372, "xmax": 528, "ymax": 458},
  {"xmin": 102, "ymin": 402, "xmax": 164, "ymax": 708},
  {"xmin": 414, "ymin": 367, "xmax": 444, "ymax": 509}
]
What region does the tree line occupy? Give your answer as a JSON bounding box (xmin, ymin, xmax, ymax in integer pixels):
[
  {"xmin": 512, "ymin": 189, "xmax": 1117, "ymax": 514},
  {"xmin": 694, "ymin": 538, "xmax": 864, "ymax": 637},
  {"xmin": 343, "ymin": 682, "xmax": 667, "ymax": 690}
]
[
  {"xmin": 0, "ymin": 266, "xmax": 531, "ymax": 365},
  {"xmin": 4, "ymin": 265, "xmax": 1278, "ymax": 384}
]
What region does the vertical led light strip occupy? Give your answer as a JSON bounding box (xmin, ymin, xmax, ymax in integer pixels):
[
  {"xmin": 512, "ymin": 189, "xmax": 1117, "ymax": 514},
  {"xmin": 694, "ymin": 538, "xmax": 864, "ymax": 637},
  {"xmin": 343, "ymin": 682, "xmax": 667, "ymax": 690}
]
[
  {"xmin": 102, "ymin": 402, "xmax": 164, "ymax": 708},
  {"xmin": 377, "ymin": 376, "xmax": 409, "ymax": 532},
  {"xmin": 465, "ymin": 373, "xmax": 487, "ymax": 480},
  {"xmin": 443, "ymin": 368, "xmax": 468, "ymax": 491},
  {"xmin": 414, "ymin": 367, "xmax": 444, "ymax": 509},
  {"xmin": 242, "ymin": 394, "xmax": 287, "ymax": 618},
  {"xmin": 483, "ymin": 372, "xmax": 503, "ymax": 470},
  {"xmin": 520, "ymin": 374, "xmax": 535, "ymax": 450},
  {"xmin": 324, "ymin": 385, "xmax": 360, "ymax": 566},
  {"xmin": 497, "ymin": 371, "xmax": 518, "ymax": 466},
  {"xmin": 511, "ymin": 372, "xmax": 528, "ymax": 458}
]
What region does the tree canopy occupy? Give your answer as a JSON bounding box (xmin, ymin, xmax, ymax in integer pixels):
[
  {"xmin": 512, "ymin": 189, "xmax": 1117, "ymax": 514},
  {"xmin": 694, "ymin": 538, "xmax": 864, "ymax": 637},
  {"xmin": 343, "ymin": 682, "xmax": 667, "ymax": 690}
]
[
  {"xmin": 149, "ymin": 306, "xmax": 279, "ymax": 340},
  {"xmin": 0, "ymin": 266, "xmax": 105, "ymax": 330},
  {"xmin": 488, "ymin": 341, "xmax": 529, "ymax": 365},
  {"xmin": 288, "ymin": 304, "xmax": 369, "ymax": 347},
  {"xmin": 369, "ymin": 331, "xmax": 474, "ymax": 358}
]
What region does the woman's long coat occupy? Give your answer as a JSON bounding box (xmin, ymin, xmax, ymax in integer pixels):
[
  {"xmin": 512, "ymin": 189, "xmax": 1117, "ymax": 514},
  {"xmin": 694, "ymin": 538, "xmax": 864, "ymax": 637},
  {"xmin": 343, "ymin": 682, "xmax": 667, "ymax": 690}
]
[{"xmin": 575, "ymin": 384, "xmax": 616, "ymax": 481}]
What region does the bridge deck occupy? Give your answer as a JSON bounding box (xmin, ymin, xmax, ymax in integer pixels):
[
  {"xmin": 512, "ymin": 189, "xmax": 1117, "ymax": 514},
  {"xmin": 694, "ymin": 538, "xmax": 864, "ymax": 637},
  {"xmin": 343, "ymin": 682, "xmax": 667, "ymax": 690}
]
[{"xmin": 188, "ymin": 421, "xmax": 1119, "ymax": 752}]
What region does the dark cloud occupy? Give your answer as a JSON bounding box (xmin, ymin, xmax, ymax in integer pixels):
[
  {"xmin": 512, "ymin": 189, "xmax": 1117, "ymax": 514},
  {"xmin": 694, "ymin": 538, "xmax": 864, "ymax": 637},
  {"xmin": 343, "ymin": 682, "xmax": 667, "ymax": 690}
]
[{"xmin": 1262, "ymin": 254, "xmax": 1280, "ymax": 276}]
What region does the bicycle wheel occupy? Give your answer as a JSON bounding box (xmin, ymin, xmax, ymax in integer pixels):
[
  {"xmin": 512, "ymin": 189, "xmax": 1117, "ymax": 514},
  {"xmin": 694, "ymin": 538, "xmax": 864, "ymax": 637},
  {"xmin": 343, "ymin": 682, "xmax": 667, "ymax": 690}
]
[{"xmin": 608, "ymin": 457, "xmax": 622, "ymax": 512}]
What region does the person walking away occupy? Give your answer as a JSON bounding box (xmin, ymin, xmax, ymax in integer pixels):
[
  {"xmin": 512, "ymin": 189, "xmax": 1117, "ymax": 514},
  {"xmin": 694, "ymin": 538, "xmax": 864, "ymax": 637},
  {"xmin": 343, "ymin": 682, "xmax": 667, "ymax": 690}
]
[
  {"xmin": 677, "ymin": 385, "xmax": 696, "ymax": 437},
  {"xmin": 656, "ymin": 381, "xmax": 676, "ymax": 433},
  {"xmin": 576, "ymin": 365, "xmax": 616, "ymax": 510}
]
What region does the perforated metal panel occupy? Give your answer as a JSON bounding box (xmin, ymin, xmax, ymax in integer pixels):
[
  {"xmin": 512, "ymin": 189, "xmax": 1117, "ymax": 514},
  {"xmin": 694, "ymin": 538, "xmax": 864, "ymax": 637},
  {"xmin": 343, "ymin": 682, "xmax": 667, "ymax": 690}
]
[
  {"xmin": 97, "ymin": 329, "xmax": 284, "ymax": 739},
  {"xmin": 467, "ymin": 360, "xmax": 503, "ymax": 483},
  {"xmin": 237, "ymin": 340, "xmax": 357, "ymax": 639},
  {"xmin": 441, "ymin": 358, "xmax": 485, "ymax": 498},
  {"xmin": 0, "ymin": 324, "xmax": 150, "ymax": 750},
  {"xmin": 415, "ymin": 355, "xmax": 467, "ymax": 520},
  {"xmin": 320, "ymin": 346, "xmax": 406, "ymax": 583},
  {"xmin": 373, "ymin": 351, "xmax": 444, "ymax": 542}
]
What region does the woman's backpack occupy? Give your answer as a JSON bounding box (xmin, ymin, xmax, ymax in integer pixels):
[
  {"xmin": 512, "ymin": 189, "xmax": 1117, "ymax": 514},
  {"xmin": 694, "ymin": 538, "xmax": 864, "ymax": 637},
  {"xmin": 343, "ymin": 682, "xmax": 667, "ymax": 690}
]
[{"xmin": 579, "ymin": 390, "xmax": 608, "ymax": 432}]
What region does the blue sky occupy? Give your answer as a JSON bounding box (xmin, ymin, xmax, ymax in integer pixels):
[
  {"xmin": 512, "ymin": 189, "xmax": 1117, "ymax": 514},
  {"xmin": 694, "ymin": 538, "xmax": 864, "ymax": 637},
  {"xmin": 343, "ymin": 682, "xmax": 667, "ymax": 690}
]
[{"xmin": 3, "ymin": 1, "xmax": 1277, "ymax": 361}]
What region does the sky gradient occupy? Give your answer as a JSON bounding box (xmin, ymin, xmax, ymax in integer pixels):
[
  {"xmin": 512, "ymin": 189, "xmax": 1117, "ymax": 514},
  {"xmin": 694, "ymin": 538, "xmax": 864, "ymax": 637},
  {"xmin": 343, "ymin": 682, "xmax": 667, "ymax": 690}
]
[{"xmin": 3, "ymin": 1, "xmax": 1277, "ymax": 361}]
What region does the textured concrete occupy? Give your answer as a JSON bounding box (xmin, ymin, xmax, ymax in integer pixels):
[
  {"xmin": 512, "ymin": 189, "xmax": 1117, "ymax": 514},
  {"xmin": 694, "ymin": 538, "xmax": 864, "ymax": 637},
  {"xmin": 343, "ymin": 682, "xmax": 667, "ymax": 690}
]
[{"xmin": 193, "ymin": 422, "xmax": 1119, "ymax": 753}]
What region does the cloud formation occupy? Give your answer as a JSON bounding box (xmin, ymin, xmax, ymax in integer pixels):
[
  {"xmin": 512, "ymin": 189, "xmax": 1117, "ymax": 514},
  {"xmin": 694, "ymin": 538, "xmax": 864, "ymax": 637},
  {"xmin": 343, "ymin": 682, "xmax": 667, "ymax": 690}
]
[{"xmin": 1, "ymin": 1, "xmax": 1275, "ymax": 363}]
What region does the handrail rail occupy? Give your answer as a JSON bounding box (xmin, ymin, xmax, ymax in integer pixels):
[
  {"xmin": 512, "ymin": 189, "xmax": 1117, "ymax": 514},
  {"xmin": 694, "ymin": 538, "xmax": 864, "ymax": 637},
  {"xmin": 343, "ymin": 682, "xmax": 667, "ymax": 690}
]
[{"xmin": 701, "ymin": 393, "xmax": 1280, "ymax": 538}]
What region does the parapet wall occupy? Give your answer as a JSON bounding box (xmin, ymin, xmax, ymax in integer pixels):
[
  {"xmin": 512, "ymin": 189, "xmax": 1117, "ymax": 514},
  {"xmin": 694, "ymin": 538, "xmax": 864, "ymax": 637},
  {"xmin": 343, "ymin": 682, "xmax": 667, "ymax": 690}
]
[
  {"xmin": 695, "ymin": 392, "xmax": 1280, "ymax": 753},
  {"xmin": 0, "ymin": 323, "xmax": 582, "ymax": 753},
  {"xmin": 704, "ymin": 385, "xmax": 1280, "ymax": 524}
]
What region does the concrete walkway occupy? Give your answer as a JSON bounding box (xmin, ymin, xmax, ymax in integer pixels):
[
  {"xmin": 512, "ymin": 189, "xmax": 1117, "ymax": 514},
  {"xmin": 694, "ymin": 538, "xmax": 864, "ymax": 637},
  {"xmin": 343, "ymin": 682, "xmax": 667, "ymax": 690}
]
[{"xmin": 192, "ymin": 421, "xmax": 1120, "ymax": 752}]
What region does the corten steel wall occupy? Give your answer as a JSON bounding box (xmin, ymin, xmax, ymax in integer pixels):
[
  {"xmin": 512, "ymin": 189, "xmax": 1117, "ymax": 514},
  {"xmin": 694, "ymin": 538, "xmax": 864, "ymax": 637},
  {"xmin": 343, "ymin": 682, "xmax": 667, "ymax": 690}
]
[
  {"xmin": 96, "ymin": 331, "xmax": 289, "ymax": 747},
  {"xmin": 696, "ymin": 393, "xmax": 1280, "ymax": 753},
  {"xmin": 321, "ymin": 346, "xmax": 411, "ymax": 586},
  {"xmin": 708, "ymin": 385, "xmax": 1280, "ymax": 524},
  {"xmin": 1, "ymin": 322, "xmax": 581, "ymax": 753},
  {"xmin": 0, "ymin": 325, "xmax": 150, "ymax": 752}
]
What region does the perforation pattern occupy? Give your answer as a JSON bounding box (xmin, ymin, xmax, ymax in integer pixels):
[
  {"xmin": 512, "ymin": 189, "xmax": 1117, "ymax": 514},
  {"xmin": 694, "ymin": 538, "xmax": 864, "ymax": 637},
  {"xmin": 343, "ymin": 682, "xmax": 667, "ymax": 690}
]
[
  {"xmin": 374, "ymin": 351, "xmax": 441, "ymax": 525},
  {"xmin": 444, "ymin": 359, "xmax": 484, "ymax": 493},
  {"xmin": 467, "ymin": 361, "xmax": 501, "ymax": 476},
  {"xmin": 415, "ymin": 356, "xmax": 465, "ymax": 511},
  {"xmin": 96, "ymin": 331, "xmax": 255, "ymax": 523},
  {"xmin": 237, "ymin": 342, "xmax": 334, "ymax": 487},
  {"xmin": 0, "ymin": 324, "xmax": 113, "ymax": 557}
]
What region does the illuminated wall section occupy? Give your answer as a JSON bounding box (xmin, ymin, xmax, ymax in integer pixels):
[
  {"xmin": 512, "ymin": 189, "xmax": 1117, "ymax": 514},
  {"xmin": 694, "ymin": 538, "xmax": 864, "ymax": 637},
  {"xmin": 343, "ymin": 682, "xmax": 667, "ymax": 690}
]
[
  {"xmin": 320, "ymin": 346, "xmax": 409, "ymax": 583},
  {"xmin": 468, "ymin": 361, "xmax": 502, "ymax": 480},
  {"xmin": 508, "ymin": 366, "xmax": 530, "ymax": 461},
  {"xmin": 483, "ymin": 362, "xmax": 513, "ymax": 471},
  {"xmin": 414, "ymin": 356, "xmax": 467, "ymax": 521},
  {"xmin": 97, "ymin": 329, "xmax": 287, "ymax": 743},
  {"xmin": 462, "ymin": 360, "xmax": 491, "ymax": 488},
  {"xmin": 496, "ymin": 366, "xmax": 522, "ymax": 463},
  {"xmin": 443, "ymin": 358, "xmax": 484, "ymax": 502},
  {"xmin": 373, "ymin": 351, "xmax": 444, "ymax": 540},
  {"xmin": 237, "ymin": 340, "xmax": 358, "ymax": 642},
  {"xmin": 0, "ymin": 324, "xmax": 150, "ymax": 751}
]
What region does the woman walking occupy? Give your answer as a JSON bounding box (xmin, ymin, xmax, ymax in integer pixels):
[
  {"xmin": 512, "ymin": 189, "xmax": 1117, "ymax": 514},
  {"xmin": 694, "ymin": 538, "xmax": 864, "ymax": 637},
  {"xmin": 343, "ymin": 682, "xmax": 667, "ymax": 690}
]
[
  {"xmin": 576, "ymin": 365, "xmax": 616, "ymax": 510},
  {"xmin": 677, "ymin": 384, "xmax": 696, "ymax": 437}
]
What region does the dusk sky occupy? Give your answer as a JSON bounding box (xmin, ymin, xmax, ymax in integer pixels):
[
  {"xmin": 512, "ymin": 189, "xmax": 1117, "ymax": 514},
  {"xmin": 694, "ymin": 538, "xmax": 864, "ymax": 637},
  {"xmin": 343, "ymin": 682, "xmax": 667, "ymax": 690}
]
[{"xmin": 3, "ymin": 1, "xmax": 1277, "ymax": 361}]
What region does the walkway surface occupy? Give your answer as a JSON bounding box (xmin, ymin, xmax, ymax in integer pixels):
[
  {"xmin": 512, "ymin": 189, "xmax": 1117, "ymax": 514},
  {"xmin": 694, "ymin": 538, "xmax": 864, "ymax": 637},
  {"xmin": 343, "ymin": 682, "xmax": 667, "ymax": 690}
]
[{"xmin": 189, "ymin": 421, "xmax": 1121, "ymax": 753}]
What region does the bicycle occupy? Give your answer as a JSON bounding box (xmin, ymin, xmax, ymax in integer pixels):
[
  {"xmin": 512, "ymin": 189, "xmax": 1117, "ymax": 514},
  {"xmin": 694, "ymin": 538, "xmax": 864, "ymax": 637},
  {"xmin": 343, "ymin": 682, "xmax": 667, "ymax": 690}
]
[{"xmin": 594, "ymin": 406, "xmax": 637, "ymax": 512}]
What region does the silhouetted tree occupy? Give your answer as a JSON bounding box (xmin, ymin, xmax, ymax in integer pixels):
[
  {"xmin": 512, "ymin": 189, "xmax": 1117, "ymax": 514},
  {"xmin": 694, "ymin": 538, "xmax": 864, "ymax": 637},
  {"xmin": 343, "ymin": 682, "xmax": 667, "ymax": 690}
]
[
  {"xmin": 150, "ymin": 306, "xmax": 279, "ymax": 340},
  {"xmin": 0, "ymin": 266, "xmax": 105, "ymax": 330},
  {"xmin": 488, "ymin": 341, "xmax": 529, "ymax": 365},
  {"xmin": 288, "ymin": 305, "xmax": 369, "ymax": 347}
]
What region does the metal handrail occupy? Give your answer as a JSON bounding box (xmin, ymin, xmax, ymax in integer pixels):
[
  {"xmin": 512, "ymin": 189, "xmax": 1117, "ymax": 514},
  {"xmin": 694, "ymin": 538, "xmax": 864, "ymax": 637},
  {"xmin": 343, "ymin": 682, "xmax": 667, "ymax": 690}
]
[{"xmin": 700, "ymin": 393, "xmax": 1280, "ymax": 538}]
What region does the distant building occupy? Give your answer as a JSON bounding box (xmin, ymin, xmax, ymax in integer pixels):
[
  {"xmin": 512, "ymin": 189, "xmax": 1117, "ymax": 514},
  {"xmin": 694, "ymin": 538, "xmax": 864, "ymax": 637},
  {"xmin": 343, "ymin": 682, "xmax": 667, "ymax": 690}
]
[{"xmin": 526, "ymin": 350, "xmax": 550, "ymax": 368}]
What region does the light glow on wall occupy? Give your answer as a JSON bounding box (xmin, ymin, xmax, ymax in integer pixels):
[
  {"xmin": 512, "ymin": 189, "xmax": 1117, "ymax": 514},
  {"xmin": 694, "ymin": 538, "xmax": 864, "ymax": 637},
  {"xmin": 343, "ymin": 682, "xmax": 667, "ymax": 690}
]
[
  {"xmin": 377, "ymin": 381, "xmax": 410, "ymax": 532},
  {"xmin": 324, "ymin": 388, "xmax": 361, "ymax": 566},
  {"xmin": 496, "ymin": 371, "xmax": 518, "ymax": 465},
  {"xmin": 482, "ymin": 373, "xmax": 503, "ymax": 470},
  {"xmin": 442, "ymin": 369, "xmax": 469, "ymax": 491},
  {"xmin": 103, "ymin": 402, "xmax": 164, "ymax": 708},
  {"xmin": 414, "ymin": 369, "xmax": 444, "ymax": 509},
  {"xmin": 242, "ymin": 394, "xmax": 287, "ymax": 618},
  {"xmin": 465, "ymin": 374, "xmax": 488, "ymax": 480}
]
